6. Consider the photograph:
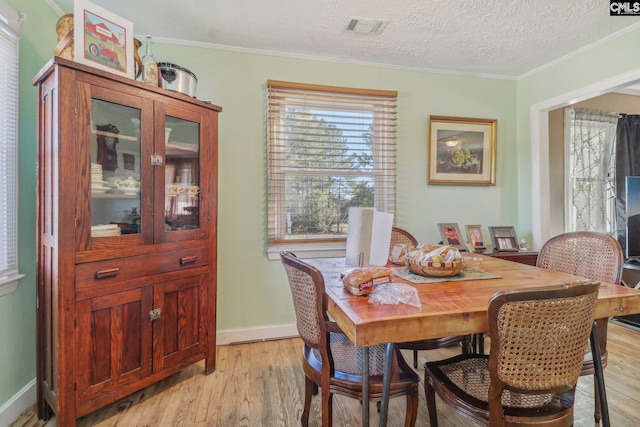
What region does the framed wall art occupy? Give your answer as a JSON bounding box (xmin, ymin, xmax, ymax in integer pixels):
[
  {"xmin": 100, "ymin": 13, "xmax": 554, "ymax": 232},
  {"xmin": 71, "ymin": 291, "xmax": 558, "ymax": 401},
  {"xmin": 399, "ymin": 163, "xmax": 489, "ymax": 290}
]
[
  {"xmin": 437, "ymin": 223, "xmax": 467, "ymax": 251},
  {"xmin": 428, "ymin": 115, "xmax": 497, "ymax": 185},
  {"xmin": 488, "ymin": 226, "xmax": 519, "ymax": 252},
  {"xmin": 465, "ymin": 224, "xmax": 486, "ymax": 250},
  {"xmin": 73, "ymin": 0, "xmax": 135, "ymax": 78}
]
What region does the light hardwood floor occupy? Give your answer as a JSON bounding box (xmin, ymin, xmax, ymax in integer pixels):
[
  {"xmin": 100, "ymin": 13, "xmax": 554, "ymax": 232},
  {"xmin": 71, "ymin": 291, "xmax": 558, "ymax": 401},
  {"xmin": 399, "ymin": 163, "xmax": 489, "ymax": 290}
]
[{"xmin": 12, "ymin": 321, "xmax": 640, "ymax": 427}]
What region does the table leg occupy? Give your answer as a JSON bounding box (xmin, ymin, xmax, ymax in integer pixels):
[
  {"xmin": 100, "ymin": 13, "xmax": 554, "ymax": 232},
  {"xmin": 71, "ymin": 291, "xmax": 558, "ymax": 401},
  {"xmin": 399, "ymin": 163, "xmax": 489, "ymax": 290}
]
[
  {"xmin": 378, "ymin": 343, "xmax": 394, "ymax": 427},
  {"xmin": 363, "ymin": 347, "xmax": 369, "ymax": 426},
  {"xmin": 590, "ymin": 322, "xmax": 610, "ymax": 427}
]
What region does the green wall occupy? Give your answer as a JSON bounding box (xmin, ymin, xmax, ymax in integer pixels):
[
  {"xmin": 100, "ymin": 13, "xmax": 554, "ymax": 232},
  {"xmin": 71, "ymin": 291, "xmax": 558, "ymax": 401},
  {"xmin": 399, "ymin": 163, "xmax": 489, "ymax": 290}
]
[
  {"xmin": 146, "ymin": 46, "xmax": 518, "ymax": 331},
  {"xmin": 515, "ymin": 27, "xmax": 640, "ymax": 243},
  {"xmin": 2, "ymin": 0, "xmax": 639, "ymax": 414},
  {"xmin": 0, "ymin": 0, "xmax": 59, "ymax": 408}
]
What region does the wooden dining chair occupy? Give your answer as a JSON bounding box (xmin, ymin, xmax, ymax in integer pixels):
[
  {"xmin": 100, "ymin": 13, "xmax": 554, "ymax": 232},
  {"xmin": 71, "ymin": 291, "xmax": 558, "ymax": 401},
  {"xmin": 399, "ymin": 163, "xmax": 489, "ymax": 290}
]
[
  {"xmin": 391, "ymin": 226, "xmax": 472, "ymax": 368},
  {"xmin": 279, "ymin": 251, "xmax": 419, "ymax": 427},
  {"xmin": 389, "ymin": 226, "xmax": 419, "ymax": 253},
  {"xmin": 536, "ymin": 231, "xmax": 624, "ymax": 424},
  {"xmin": 424, "ymin": 281, "xmax": 600, "ymax": 427}
]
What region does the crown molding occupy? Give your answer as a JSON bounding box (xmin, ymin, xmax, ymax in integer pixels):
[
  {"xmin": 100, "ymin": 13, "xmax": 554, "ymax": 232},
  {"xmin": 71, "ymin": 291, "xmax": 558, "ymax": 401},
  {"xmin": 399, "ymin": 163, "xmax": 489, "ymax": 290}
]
[
  {"xmin": 42, "ymin": 0, "xmax": 64, "ymax": 16},
  {"xmin": 519, "ymin": 21, "xmax": 640, "ymax": 80},
  {"xmin": 143, "ymin": 34, "xmax": 518, "ymax": 81}
]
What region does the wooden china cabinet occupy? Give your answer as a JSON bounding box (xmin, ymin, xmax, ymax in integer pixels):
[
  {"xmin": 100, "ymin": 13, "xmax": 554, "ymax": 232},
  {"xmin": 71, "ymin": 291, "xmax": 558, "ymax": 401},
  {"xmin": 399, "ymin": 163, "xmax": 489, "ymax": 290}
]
[{"xmin": 33, "ymin": 57, "xmax": 221, "ymax": 426}]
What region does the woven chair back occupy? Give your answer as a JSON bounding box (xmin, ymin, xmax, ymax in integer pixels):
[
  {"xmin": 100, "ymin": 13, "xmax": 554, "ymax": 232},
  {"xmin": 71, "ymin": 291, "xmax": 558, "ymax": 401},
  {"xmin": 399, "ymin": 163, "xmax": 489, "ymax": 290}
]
[
  {"xmin": 536, "ymin": 231, "xmax": 623, "ymax": 284},
  {"xmin": 280, "ymin": 252, "xmax": 324, "ymax": 349},
  {"xmin": 489, "ymin": 281, "xmax": 600, "ymax": 397},
  {"xmin": 390, "ymin": 226, "xmax": 418, "ymax": 253}
]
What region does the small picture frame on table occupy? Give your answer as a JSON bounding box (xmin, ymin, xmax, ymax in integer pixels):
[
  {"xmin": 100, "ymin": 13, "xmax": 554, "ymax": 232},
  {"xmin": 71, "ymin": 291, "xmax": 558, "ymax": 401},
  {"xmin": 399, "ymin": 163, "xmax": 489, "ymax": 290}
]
[
  {"xmin": 437, "ymin": 223, "xmax": 467, "ymax": 251},
  {"xmin": 465, "ymin": 225, "xmax": 486, "ymax": 251},
  {"xmin": 488, "ymin": 226, "xmax": 519, "ymax": 252},
  {"xmin": 73, "ymin": 0, "xmax": 135, "ymax": 79}
]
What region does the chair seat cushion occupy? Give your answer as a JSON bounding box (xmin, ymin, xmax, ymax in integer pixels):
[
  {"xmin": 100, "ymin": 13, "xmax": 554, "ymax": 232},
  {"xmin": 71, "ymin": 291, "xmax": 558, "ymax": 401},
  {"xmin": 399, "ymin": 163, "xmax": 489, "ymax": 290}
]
[
  {"xmin": 427, "ymin": 354, "xmax": 575, "ymax": 416},
  {"xmin": 311, "ymin": 332, "xmax": 388, "ymax": 375}
]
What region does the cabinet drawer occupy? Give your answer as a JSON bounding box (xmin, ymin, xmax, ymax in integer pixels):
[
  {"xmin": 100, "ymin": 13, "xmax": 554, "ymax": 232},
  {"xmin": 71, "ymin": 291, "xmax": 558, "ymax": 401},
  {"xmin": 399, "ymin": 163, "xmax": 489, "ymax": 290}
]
[{"xmin": 76, "ymin": 247, "xmax": 209, "ymax": 289}]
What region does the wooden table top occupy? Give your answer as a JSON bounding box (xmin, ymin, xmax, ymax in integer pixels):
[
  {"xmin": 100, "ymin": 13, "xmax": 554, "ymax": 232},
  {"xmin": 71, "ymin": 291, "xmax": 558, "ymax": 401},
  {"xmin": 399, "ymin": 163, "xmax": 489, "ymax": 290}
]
[{"xmin": 311, "ymin": 255, "xmax": 640, "ymax": 348}]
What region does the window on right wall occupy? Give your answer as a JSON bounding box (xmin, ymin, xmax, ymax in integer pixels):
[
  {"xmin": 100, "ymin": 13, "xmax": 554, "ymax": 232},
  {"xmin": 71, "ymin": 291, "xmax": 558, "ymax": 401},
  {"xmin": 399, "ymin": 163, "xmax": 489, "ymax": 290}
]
[{"xmin": 565, "ymin": 108, "xmax": 618, "ymax": 234}]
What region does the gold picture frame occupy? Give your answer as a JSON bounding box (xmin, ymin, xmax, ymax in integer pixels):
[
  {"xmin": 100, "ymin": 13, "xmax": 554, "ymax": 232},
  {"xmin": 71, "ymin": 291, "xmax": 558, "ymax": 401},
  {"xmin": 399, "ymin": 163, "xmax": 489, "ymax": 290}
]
[
  {"xmin": 73, "ymin": 0, "xmax": 135, "ymax": 79},
  {"xmin": 465, "ymin": 224, "xmax": 486, "ymax": 250},
  {"xmin": 488, "ymin": 226, "xmax": 519, "ymax": 252},
  {"xmin": 428, "ymin": 115, "xmax": 497, "ymax": 185}
]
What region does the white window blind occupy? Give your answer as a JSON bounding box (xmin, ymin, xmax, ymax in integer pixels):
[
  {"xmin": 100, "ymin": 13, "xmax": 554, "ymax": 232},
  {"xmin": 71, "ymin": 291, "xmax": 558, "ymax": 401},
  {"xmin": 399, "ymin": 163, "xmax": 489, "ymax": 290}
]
[
  {"xmin": 0, "ymin": 4, "xmax": 22, "ymax": 295},
  {"xmin": 267, "ymin": 80, "xmax": 396, "ymax": 245},
  {"xmin": 565, "ymin": 108, "xmax": 618, "ymax": 234}
]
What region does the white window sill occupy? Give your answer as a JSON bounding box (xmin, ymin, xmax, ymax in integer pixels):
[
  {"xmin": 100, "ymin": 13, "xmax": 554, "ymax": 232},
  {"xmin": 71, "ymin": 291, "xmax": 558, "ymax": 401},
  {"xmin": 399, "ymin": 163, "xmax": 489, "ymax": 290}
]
[
  {"xmin": 0, "ymin": 273, "xmax": 25, "ymax": 297},
  {"xmin": 267, "ymin": 241, "xmax": 346, "ymax": 261}
]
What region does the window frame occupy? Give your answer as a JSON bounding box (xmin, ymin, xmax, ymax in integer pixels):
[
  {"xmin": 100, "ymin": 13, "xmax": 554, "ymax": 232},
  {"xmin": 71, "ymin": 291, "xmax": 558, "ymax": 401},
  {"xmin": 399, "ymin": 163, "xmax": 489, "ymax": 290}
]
[
  {"xmin": 266, "ymin": 80, "xmax": 397, "ymax": 259},
  {"xmin": 564, "ymin": 108, "xmax": 618, "ymax": 235},
  {"xmin": 0, "ymin": 1, "xmax": 24, "ymax": 296}
]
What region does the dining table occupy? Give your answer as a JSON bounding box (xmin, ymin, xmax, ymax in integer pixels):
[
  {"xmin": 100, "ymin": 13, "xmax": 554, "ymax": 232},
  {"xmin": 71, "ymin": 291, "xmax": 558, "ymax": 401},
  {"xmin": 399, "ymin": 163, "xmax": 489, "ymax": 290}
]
[{"xmin": 307, "ymin": 254, "xmax": 640, "ymax": 427}]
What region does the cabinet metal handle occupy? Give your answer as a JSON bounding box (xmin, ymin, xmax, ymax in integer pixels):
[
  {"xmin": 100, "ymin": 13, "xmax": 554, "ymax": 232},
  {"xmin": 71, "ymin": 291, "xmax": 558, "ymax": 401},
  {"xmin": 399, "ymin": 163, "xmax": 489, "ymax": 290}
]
[
  {"xmin": 180, "ymin": 255, "xmax": 198, "ymax": 265},
  {"xmin": 149, "ymin": 308, "xmax": 162, "ymax": 321},
  {"xmin": 95, "ymin": 268, "xmax": 120, "ymax": 279},
  {"xmin": 150, "ymin": 154, "xmax": 163, "ymax": 165}
]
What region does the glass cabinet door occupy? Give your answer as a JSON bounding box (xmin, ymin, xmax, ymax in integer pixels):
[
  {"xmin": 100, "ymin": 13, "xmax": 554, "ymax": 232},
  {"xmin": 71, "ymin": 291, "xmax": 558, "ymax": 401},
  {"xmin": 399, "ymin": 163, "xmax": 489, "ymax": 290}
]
[
  {"xmin": 164, "ymin": 115, "xmax": 200, "ymax": 232},
  {"xmin": 90, "ymin": 99, "xmax": 142, "ymax": 238}
]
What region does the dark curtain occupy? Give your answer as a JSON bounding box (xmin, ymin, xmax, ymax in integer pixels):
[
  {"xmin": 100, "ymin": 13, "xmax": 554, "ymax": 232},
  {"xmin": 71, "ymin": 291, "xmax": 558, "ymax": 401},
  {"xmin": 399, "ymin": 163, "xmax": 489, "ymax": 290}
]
[{"xmin": 615, "ymin": 114, "xmax": 640, "ymax": 256}]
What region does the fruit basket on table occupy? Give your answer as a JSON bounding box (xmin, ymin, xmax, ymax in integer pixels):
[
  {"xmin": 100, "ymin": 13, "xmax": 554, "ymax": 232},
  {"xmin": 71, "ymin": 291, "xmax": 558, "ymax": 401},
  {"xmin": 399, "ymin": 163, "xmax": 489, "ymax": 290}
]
[{"xmin": 406, "ymin": 245, "xmax": 463, "ymax": 277}]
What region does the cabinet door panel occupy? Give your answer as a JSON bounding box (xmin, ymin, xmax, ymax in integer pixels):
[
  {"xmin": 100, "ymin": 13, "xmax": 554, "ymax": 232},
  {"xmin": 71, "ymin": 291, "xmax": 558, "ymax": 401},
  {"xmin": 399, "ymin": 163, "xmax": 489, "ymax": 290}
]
[
  {"xmin": 155, "ymin": 101, "xmax": 212, "ymax": 244},
  {"xmin": 153, "ymin": 274, "xmax": 207, "ymax": 372},
  {"xmin": 75, "ymin": 81, "xmax": 155, "ymax": 252},
  {"xmin": 76, "ymin": 287, "xmax": 153, "ymax": 404}
]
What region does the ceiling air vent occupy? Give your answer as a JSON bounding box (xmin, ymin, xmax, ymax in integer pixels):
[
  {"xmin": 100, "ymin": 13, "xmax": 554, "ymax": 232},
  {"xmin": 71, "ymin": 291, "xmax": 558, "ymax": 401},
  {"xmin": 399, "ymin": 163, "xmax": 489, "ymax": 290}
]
[{"xmin": 345, "ymin": 16, "xmax": 389, "ymax": 35}]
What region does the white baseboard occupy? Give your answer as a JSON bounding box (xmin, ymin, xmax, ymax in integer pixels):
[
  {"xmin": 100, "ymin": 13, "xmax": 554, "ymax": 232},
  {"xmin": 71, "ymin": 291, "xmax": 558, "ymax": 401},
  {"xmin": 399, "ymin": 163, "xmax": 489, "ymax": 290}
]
[
  {"xmin": 0, "ymin": 378, "xmax": 36, "ymax": 427},
  {"xmin": 216, "ymin": 323, "xmax": 299, "ymax": 345},
  {"xmin": 0, "ymin": 326, "xmax": 297, "ymax": 426}
]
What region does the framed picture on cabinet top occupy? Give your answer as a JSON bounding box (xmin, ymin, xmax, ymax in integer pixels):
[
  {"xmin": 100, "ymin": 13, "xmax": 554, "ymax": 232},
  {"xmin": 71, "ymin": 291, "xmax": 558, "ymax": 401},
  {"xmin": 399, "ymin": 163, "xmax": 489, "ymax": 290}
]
[
  {"xmin": 465, "ymin": 225, "xmax": 486, "ymax": 250},
  {"xmin": 437, "ymin": 223, "xmax": 467, "ymax": 251},
  {"xmin": 73, "ymin": 0, "xmax": 135, "ymax": 79},
  {"xmin": 428, "ymin": 115, "xmax": 497, "ymax": 186},
  {"xmin": 488, "ymin": 226, "xmax": 519, "ymax": 252}
]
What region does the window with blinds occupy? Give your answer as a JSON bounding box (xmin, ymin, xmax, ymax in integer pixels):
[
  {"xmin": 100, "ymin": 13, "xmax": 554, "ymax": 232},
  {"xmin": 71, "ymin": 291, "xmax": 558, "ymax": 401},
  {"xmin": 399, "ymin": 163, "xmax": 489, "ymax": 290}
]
[
  {"xmin": 0, "ymin": 3, "xmax": 23, "ymax": 296},
  {"xmin": 267, "ymin": 80, "xmax": 396, "ymax": 245},
  {"xmin": 565, "ymin": 108, "xmax": 618, "ymax": 234}
]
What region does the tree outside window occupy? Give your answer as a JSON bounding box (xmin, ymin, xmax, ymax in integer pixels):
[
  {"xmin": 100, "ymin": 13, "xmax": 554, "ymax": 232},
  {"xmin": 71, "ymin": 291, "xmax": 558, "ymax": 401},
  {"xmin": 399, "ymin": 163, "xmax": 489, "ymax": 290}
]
[
  {"xmin": 566, "ymin": 108, "xmax": 618, "ymax": 234},
  {"xmin": 267, "ymin": 81, "xmax": 396, "ymax": 245}
]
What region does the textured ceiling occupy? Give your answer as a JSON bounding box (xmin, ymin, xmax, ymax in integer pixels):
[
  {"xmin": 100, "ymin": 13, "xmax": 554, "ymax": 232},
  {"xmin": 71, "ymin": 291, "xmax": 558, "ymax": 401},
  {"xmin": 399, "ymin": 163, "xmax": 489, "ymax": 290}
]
[{"xmin": 50, "ymin": 0, "xmax": 640, "ymax": 78}]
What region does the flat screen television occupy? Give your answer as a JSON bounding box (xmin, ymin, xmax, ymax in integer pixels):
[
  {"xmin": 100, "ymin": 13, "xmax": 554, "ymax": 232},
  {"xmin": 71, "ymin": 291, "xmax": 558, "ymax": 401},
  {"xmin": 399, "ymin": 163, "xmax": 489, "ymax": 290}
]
[
  {"xmin": 626, "ymin": 176, "xmax": 640, "ymax": 259},
  {"xmin": 618, "ymin": 177, "xmax": 640, "ymax": 328}
]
